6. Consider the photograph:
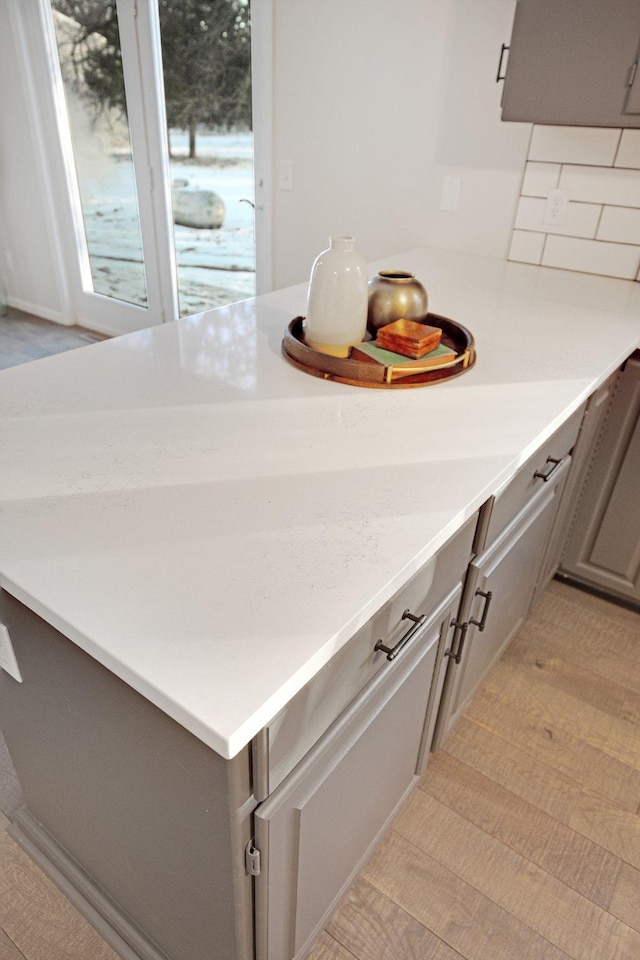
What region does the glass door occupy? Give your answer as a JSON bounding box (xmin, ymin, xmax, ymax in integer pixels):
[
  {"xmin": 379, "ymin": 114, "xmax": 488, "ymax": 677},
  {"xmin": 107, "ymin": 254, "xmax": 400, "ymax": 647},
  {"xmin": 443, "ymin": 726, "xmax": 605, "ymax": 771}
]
[
  {"xmin": 22, "ymin": 0, "xmax": 264, "ymax": 336},
  {"xmin": 48, "ymin": 0, "xmax": 150, "ymax": 311},
  {"xmin": 156, "ymin": 0, "xmax": 257, "ymax": 317},
  {"xmin": 25, "ymin": 0, "xmax": 177, "ymax": 334}
]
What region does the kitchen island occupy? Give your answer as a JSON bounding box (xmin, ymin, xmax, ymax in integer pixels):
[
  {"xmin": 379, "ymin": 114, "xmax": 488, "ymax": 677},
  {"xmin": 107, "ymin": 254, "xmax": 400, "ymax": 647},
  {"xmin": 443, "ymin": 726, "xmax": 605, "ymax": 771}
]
[{"xmin": 1, "ymin": 247, "xmax": 639, "ymax": 960}]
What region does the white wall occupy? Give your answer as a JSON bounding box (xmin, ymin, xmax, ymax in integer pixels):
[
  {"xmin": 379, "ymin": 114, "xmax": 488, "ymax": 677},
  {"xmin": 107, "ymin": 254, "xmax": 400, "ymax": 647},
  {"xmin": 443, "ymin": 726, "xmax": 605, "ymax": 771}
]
[
  {"xmin": 270, "ymin": 0, "xmax": 532, "ymax": 288},
  {"xmin": 0, "ymin": 0, "xmax": 532, "ymax": 322}
]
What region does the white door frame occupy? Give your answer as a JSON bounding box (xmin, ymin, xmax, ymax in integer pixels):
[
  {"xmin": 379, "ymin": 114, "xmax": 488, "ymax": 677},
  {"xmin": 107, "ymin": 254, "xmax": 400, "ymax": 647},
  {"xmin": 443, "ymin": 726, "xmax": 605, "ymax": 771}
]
[
  {"xmin": 13, "ymin": 0, "xmax": 272, "ymax": 336},
  {"xmin": 251, "ymin": 0, "xmax": 274, "ymax": 295}
]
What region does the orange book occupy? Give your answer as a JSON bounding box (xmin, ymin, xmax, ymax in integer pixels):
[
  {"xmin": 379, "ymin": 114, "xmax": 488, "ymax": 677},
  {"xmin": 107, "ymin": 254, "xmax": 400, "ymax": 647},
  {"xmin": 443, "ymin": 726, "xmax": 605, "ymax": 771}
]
[{"xmin": 376, "ymin": 319, "xmax": 442, "ymax": 359}]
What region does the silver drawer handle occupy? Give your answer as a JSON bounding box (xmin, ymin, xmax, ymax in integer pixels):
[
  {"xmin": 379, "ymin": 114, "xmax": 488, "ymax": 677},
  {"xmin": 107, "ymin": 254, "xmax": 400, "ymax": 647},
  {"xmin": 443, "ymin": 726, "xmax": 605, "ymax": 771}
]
[
  {"xmin": 469, "ymin": 589, "xmax": 493, "ymax": 632},
  {"xmin": 534, "ymin": 456, "xmax": 563, "ymax": 482},
  {"xmin": 496, "ymin": 42, "xmax": 510, "ymax": 82},
  {"xmin": 374, "ymin": 609, "xmax": 426, "ymax": 661}
]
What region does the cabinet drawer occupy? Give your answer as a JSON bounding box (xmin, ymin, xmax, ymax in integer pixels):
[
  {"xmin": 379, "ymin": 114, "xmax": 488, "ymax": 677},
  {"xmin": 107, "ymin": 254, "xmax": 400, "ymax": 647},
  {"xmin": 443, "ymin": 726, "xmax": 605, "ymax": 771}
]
[
  {"xmin": 477, "ymin": 404, "xmax": 584, "ymax": 552},
  {"xmin": 253, "ymin": 514, "xmax": 476, "ymax": 796}
]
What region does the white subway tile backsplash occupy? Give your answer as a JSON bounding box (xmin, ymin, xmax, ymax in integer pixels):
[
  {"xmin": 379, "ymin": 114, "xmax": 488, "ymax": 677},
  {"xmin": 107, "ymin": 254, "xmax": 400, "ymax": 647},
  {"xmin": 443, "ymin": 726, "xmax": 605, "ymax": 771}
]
[
  {"xmin": 542, "ymin": 236, "xmax": 640, "ymax": 280},
  {"xmin": 558, "ymin": 165, "xmax": 640, "ymax": 207},
  {"xmin": 615, "ymin": 130, "xmax": 640, "ymax": 169},
  {"xmin": 597, "ymin": 206, "xmax": 640, "ymax": 244},
  {"xmin": 521, "ymin": 162, "xmax": 561, "ymax": 198},
  {"xmin": 514, "ymin": 196, "xmax": 601, "ymax": 238},
  {"xmin": 529, "ymin": 125, "xmax": 621, "ymax": 166},
  {"xmin": 511, "ymin": 125, "xmax": 639, "ymax": 282},
  {"xmin": 508, "ymin": 230, "xmax": 545, "ymax": 265}
]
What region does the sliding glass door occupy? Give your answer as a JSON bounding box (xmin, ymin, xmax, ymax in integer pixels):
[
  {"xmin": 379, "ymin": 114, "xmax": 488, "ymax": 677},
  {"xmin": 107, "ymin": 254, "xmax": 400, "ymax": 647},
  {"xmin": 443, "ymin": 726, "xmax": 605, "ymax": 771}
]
[
  {"xmin": 48, "ymin": 1, "xmax": 151, "ymax": 311},
  {"xmin": 156, "ymin": 1, "xmax": 257, "ymax": 317},
  {"xmin": 18, "ymin": 0, "xmax": 265, "ymax": 336}
]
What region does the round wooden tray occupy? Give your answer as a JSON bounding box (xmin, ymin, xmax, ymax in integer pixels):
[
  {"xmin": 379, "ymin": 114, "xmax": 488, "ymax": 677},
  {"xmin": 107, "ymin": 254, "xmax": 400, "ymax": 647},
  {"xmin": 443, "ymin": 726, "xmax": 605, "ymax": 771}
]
[{"xmin": 282, "ymin": 313, "xmax": 476, "ymax": 388}]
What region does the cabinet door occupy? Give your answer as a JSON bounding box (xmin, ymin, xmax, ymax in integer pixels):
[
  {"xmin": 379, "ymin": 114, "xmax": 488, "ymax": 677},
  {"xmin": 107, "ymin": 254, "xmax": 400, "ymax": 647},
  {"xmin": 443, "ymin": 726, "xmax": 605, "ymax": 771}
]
[
  {"xmin": 253, "ymin": 592, "xmax": 459, "ymax": 960},
  {"xmin": 551, "ymin": 371, "xmax": 621, "ymax": 571},
  {"xmin": 435, "ymin": 459, "xmax": 570, "ymax": 745},
  {"xmin": 560, "ymin": 356, "xmax": 640, "ymax": 607},
  {"xmin": 501, "ymin": 0, "xmax": 640, "ymax": 127}
]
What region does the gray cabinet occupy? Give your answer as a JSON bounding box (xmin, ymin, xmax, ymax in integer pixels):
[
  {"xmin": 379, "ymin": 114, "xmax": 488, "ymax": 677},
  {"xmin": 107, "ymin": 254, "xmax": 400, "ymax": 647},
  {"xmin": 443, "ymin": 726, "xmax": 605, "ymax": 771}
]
[
  {"xmin": 501, "ymin": 0, "xmax": 640, "ymax": 127},
  {"xmin": 253, "ymin": 516, "xmax": 476, "ymax": 799},
  {"xmin": 537, "ymin": 370, "xmax": 622, "ymax": 599},
  {"xmin": 253, "ymin": 590, "xmax": 460, "ymax": 960},
  {"xmin": 0, "ymin": 589, "xmax": 255, "ymax": 960},
  {"xmin": 434, "ymin": 457, "xmax": 571, "ymax": 746},
  {"xmin": 559, "ymin": 353, "xmax": 640, "ymax": 608},
  {"xmin": 3, "ymin": 382, "xmax": 620, "ymax": 960},
  {"xmin": 0, "ymin": 520, "xmax": 474, "ymax": 960}
]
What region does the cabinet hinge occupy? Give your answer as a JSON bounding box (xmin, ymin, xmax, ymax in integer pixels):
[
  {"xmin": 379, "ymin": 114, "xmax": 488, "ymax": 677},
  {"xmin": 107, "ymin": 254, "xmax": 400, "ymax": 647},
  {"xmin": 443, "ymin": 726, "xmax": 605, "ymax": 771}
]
[{"xmin": 245, "ymin": 839, "xmax": 261, "ymax": 877}]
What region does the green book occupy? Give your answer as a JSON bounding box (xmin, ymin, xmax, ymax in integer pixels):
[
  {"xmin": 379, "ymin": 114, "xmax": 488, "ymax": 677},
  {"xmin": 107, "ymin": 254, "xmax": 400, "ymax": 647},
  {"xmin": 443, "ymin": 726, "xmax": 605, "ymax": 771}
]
[{"xmin": 351, "ymin": 340, "xmax": 457, "ymax": 380}]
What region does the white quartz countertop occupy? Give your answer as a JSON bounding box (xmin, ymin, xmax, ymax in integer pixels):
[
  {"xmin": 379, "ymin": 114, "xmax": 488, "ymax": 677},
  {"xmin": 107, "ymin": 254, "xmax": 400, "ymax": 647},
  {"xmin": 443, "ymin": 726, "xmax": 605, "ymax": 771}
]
[{"xmin": 1, "ymin": 248, "xmax": 639, "ymax": 758}]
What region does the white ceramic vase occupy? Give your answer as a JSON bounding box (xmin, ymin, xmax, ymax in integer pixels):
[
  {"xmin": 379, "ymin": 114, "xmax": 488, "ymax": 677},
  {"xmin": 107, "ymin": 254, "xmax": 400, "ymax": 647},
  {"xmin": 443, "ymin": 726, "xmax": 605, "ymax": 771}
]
[{"xmin": 303, "ymin": 236, "xmax": 368, "ymax": 357}]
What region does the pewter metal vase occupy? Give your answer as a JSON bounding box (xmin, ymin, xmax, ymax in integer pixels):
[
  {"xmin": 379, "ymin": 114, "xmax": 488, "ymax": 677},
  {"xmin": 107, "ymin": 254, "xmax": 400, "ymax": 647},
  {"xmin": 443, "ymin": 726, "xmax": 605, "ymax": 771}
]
[{"xmin": 367, "ymin": 270, "xmax": 428, "ymax": 336}]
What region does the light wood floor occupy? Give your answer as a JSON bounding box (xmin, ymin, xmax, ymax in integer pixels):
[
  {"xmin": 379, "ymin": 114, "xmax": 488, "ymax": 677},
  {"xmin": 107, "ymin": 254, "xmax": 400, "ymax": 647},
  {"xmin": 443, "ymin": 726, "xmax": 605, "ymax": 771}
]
[
  {"xmin": 1, "ymin": 581, "xmax": 638, "ymax": 960},
  {"xmin": 0, "ymin": 308, "xmax": 107, "ymax": 370}
]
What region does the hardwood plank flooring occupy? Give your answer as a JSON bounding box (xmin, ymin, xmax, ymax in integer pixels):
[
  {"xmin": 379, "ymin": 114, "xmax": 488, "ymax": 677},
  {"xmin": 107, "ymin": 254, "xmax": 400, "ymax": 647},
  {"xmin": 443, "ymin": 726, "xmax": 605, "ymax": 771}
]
[
  {"xmin": 1, "ymin": 577, "xmax": 639, "ymax": 958},
  {"xmin": 0, "ymin": 308, "xmax": 107, "ymax": 371},
  {"xmin": 0, "ymin": 811, "xmax": 119, "ymax": 960},
  {"xmin": 312, "ymin": 582, "xmax": 640, "ymax": 960},
  {"xmin": 464, "ymin": 673, "xmax": 640, "ymax": 813},
  {"xmin": 610, "ymin": 863, "xmax": 640, "ymax": 933},
  {"xmin": 326, "ymin": 876, "xmax": 465, "ymax": 960},
  {"xmin": 419, "ymin": 751, "xmax": 621, "ymax": 908}
]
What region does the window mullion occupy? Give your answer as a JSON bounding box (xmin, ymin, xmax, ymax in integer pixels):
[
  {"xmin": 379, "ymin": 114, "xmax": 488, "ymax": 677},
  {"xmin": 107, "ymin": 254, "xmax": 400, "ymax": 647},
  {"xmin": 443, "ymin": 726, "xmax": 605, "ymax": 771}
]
[{"xmin": 117, "ymin": 0, "xmax": 179, "ymax": 323}]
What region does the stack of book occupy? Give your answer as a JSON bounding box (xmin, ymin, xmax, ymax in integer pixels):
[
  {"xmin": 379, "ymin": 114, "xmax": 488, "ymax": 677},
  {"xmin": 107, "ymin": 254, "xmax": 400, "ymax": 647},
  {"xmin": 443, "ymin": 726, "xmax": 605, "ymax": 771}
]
[{"xmin": 351, "ymin": 318, "xmax": 457, "ymax": 382}]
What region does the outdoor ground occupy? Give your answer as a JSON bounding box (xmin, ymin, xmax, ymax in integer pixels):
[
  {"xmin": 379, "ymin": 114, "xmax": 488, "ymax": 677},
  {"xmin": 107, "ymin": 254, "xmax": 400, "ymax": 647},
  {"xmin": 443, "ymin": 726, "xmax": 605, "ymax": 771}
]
[{"xmin": 85, "ymin": 130, "xmax": 255, "ymax": 317}]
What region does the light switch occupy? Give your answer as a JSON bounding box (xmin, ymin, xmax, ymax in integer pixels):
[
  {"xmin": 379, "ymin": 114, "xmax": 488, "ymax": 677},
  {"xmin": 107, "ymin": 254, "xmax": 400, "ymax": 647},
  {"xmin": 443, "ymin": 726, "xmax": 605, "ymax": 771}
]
[{"xmin": 0, "ymin": 622, "xmax": 23, "ymax": 682}]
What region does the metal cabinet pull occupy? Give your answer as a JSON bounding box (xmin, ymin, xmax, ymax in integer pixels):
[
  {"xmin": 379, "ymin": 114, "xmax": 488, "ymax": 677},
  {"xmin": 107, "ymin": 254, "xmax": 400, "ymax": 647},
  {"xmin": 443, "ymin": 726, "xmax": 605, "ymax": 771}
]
[
  {"xmin": 374, "ymin": 609, "xmax": 426, "ymax": 662},
  {"xmin": 496, "ymin": 43, "xmax": 510, "ymax": 81},
  {"xmin": 469, "ymin": 589, "xmax": 493, "ymax": 632},
  {"xmin": 534, "ymin": 456, "xmax": 562, "ymax": 482},
  {"xmin": 445, "ymin": 619, "xmax": 469, "ymax": 665}
]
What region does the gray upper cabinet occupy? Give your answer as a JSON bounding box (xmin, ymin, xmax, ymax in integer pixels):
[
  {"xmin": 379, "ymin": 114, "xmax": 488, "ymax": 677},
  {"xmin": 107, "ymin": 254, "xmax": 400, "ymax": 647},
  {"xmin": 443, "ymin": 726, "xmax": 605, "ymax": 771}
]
[{"xmin": 501, "ymin": 0, "xmax": 640, "ymax": 127}]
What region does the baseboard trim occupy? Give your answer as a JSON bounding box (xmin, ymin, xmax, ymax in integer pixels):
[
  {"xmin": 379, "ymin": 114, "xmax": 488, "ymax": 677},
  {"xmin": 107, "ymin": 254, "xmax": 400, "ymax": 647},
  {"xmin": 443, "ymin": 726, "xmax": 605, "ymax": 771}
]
[
  {"xmin": 553, "ymin": 572, "xmax": 640, "ymax": 613},
  {"xmin": 6, "ymin": 297, "xmax": 72, "ymax": 326},
  {"xmin": 8, "ymin": 807, "xmax": 169, "ymax": 960}
]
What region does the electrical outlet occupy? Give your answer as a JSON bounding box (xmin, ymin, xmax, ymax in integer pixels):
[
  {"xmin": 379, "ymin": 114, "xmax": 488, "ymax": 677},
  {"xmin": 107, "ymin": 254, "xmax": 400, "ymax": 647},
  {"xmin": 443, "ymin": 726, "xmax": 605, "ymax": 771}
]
[
  {"xmin": 544, "ymin": 188, "xmax": 569, "ymax": 226},
  {"xmin": 440, "ymin": 177, "xmax": 461, "ymax": 212},
  {"xmin": 0, "ymin": 622, "xmax": 23, "ymax": 682},
  {"xmin": 278, "ymin": 160, "xmax": 294, "ymax": 191}
]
